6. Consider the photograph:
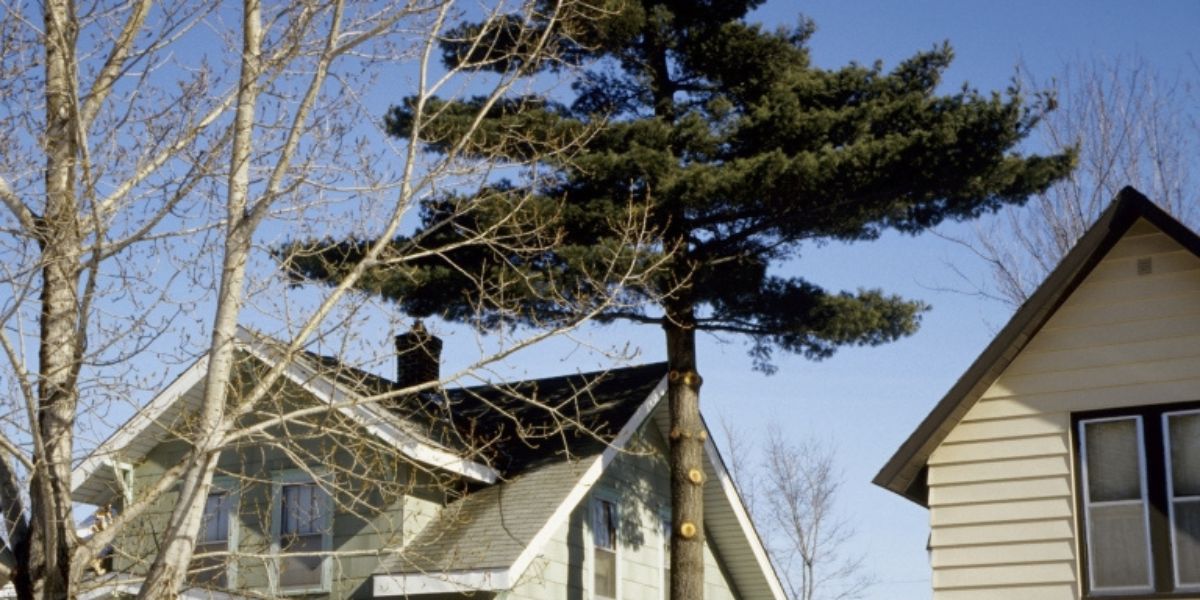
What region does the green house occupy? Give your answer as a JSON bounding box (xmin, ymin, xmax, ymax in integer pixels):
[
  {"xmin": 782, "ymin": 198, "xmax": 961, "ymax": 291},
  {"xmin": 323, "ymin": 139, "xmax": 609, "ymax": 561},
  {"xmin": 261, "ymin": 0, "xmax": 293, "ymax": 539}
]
[{"xmin": 71, "ymin": 328, "xmax": 784, "ymax": 599}]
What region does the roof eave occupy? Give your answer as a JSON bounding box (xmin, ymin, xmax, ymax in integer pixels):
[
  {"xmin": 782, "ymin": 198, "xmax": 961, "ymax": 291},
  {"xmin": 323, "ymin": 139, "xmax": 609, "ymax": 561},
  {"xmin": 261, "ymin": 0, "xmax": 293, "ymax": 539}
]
[
  {"xmin": 873, "ymin": 187, "xmax": 1195, "ymax": 506},
  {"xmin": 72, "ymin": 328, "xmax": 501, "ymax": 506}
]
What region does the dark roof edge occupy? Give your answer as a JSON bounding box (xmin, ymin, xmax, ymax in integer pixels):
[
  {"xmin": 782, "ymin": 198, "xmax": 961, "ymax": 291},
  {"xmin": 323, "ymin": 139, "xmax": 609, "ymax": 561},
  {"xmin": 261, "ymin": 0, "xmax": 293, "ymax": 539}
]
[{"xmin": 873, "ymin": 187, "xmax": 1199, "ymax": 506}]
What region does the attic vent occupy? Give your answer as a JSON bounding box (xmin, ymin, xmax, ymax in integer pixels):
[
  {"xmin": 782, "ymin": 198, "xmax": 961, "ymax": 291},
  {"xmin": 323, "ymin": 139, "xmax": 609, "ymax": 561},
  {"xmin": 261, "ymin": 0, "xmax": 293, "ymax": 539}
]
[{"xmin": 1137, "ymin": 257, "xmax": 1153, "ymax": 276}]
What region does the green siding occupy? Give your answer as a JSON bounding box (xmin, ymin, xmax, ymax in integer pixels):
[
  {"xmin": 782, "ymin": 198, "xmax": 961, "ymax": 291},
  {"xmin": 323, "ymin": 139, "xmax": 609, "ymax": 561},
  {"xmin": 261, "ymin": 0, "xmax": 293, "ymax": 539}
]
[
  {"xmin": 105, "ymin": 379, "xmax": 743, "ymax": 599},
  {"xmin": 111, "ymin": 412, "xmax": 422, "ymax": 598}
]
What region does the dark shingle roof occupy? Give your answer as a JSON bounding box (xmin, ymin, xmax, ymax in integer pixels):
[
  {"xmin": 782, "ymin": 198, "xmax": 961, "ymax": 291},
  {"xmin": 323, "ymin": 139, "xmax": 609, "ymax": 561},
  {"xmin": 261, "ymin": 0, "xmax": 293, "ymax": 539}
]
[
  {"xmin": 298, "ymin": 350, "xmax": 665, "ymax": 477},
  {"xmin": 437, "ymin": 363, "xmax": 666, "ymax": 475}
]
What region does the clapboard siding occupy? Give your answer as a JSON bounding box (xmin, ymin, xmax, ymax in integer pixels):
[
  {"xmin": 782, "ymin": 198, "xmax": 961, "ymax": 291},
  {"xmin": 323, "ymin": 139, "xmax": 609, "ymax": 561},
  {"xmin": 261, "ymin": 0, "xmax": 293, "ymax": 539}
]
[
  {"xmin": 926, "ymin": 456, "xmax": 1069, "ymax": 486},
  {"xmin": 1089, "ymin": 249, "xmax": 1200, "ymax": 281},
  {"xmin": 931, "ymin": 498, "xmax": 1073, "ymax": 527},
  {"xmin": 1022, "ymin": 311, "xmax": 1200, "ymax": 355},
  {"xmin": 928, "ymin": 225, "xmax": 1200, "ymax": 600},
  {"xmin": 1030, "ymin": 289, "xmax": 1200, "ymax": 331},
  {"xmin": 964, "ymin": 379, "xmax": 1200, "ymax": 419},
  {"xmin": 932, "ymin": 584, "xmax": 1076, "ymax": 600},
  {"xmin": 1065, "ymin": 267, "xmax": 1200, "ymax": 308},
  {"xmin": 981, "ymin": 353, "xmax": 1200, "ymax": 399},
  {"xmin": 1004, "ymin": 332, "xmax": 1200, "ymax": 376},
  {"xmin": 929, "ymin": 433, "xmax": 1067, "ymax": 465},
  {"xmin": 933, "ymin": 562, "xmax": 1076, "ymax": 589},
  {"xmin": 931, "ymin": 540, "xmax": 1075, "ymax": 568},
  {"xmin": 941, "ymin": 414, "xmax": 1066, "ymax": 443},
  {"xmin": 928, "ymin": 476, "xmax": 1072, "ymax": 506},
  {"xmin": 931, "ymin": 519, "xmax": 1074, "ymax": 547}
]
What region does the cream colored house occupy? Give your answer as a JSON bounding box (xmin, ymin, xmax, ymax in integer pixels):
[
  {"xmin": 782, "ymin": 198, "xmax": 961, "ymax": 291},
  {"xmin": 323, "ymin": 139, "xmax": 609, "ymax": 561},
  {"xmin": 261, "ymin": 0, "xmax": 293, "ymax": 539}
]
[{"xmin": 876, "ymin": 187, "xmax": 1200, "ymax": 599}]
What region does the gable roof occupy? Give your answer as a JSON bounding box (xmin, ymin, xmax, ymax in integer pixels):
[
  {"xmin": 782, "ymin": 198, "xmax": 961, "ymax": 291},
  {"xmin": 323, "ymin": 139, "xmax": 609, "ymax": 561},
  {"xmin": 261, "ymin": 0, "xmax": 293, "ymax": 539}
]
[
  {"xmin": 278, "ymin": 348, "xmax": 669, "ymax": 476},
  {"xmin": 373, "ymin": 378, "xmax": 788, "ymax": 600},
  {"xmin": 874, "ymin": 187, "xmax": 1200, "ymax": 505},
  {"xmin": 70, "ymin": 329, "xmax": 785, "ymax": 598},
  {"xmin": 71, "ymin": 328, "xmax": 501, "ymax": 505},
  {"xmin": 73, "ymin": 327, "xmax": 667, "ymax": 504}
]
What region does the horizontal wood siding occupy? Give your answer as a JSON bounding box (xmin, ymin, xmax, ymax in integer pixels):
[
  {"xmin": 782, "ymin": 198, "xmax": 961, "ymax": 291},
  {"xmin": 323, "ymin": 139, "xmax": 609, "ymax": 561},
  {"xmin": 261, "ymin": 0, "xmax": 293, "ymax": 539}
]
[
  {"xmin": 927, "ymin": 223, "xmax": 1200, "ymax": 599},
  {"xmin": 508, "ymin": 424, "xmax": 740, "ymax": 600}
]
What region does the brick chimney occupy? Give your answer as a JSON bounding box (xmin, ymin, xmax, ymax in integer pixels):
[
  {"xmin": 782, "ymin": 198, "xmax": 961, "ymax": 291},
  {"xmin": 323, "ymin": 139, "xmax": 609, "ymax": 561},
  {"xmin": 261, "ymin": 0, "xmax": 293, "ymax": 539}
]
[{"xmin": 395, "ymin": 321, "xmax": 442, "ymax": 389}]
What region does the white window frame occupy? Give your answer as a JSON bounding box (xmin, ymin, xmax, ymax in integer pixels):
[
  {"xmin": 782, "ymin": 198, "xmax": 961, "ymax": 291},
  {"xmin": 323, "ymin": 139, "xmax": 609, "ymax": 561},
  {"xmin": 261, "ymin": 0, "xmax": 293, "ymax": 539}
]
[
  {"xmin": 1163, "ymin": 409, "xmax": 1200, "ymax": 592},
  {"xmin": 659, "ymin": 508, "xmax": 671, "ymax": 600},
  {"xmin": 1078, "ymin": 415, "xmax": 1155, "ymax": 595},
  {"xmin": 109, "ymin": 460, "xmax": 134, "ymax": 506},
  {"xmin": 269, "ymin": 469, "xmax": 333, "ymax": 595},
  {"xmin": 194, "ymin": 476, "xmax": 240, "ymax": 589},
  {"xmin": 588, "ymin": 492, "xmax": 621, "ymax": 600}
]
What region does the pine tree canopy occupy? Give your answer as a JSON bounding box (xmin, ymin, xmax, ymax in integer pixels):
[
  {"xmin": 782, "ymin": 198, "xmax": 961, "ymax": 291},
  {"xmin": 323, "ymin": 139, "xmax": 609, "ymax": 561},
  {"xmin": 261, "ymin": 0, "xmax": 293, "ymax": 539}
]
[{"xmin": 280, "ymin": 0, "xmax": 1074, "ymax": 370}]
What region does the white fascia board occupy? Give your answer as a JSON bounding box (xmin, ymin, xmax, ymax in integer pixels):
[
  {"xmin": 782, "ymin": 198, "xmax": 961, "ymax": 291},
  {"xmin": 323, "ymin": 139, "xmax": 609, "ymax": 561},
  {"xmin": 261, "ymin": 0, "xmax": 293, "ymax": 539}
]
[
  {"xmin": 75, "ymin": 577, "xmax": 253, "ymax": 600},
  {"xmin": 70, "ymin": 354, "xmax": 211, "ymax": 504},
  {"xmin": 702, "ymin": 428, "xmax": 788, "ymax": 600},
  {"xmin": 236, "ymin": 331, "xmax": 498, "ymax": 484},
  {"xmin": 372, "ymin": 568, "xmax": 509, "ymax": 597},
  {"xmin": 504, "ymin": 375, "xmax": 669, "ymax": 585}
]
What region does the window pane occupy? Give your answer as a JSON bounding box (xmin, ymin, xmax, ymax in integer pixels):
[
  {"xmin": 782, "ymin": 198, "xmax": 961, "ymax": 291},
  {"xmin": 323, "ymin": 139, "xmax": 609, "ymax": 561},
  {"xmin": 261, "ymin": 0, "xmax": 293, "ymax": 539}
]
[
  {"xmin": 1174, "ymin": 500, "xmax": 1200, "ymax": 586},
  {"xmin": 193, "ymin": 492, "xmax": 230, "ymax": 588},
  {"xmin": 282, "ymin": 483, "xmax": 327, "ymax": 536},
  {"xmin": 662, "ymin": 516, "xmax": 670, "ymax": 597},
  {"xmin": 594, "ymin": 548, "xmax": 616, "ymax": 599},
  {"xmin": 1169, "ymin": 413, "xmax": 1200, "ymax": 497},
  {"xmin": 279, "ymin": 482, "xmax": 327, "ymax": 590},
  {"xmin": 200, "ymin": 493, "xmax": 228, "ymax": 543},
  {"xmin": 1089, "ymin": 503, "xmax": 1151, "ymax": 590},
  {"xmin": 1085, "ymin": 419, "xmax": 1143, "ymax": 502},
  {"xmin": 279, "ymin": 533, "xmax": 323, "ymax": 588},
  {"xmin": 592, "ymin": 500, "xmax": 615, "ymax": 550}
]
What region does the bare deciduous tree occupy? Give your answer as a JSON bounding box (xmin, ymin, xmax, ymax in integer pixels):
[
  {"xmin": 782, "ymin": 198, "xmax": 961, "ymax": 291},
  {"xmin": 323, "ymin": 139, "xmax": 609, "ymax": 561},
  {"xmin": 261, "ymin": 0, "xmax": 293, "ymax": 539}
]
[
  {"xmin": 0, "ymin": 1, "xmax": 662, "ymax": 598},
  {"xmin": 944, "ymin": 56, "xmax": 1198, "ymax": 306},
  {"xmin": 723, "ymin": 423, "xmax": 872, "ymax": 600}
]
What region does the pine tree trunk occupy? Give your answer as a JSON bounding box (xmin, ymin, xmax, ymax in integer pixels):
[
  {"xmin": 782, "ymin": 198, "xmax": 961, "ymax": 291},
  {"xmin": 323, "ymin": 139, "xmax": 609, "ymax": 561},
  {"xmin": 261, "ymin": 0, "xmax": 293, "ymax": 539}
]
[
  {"xmin": 29, "ymin": 1, "xmax": 82, "ymax": 597},
  {"xmin": 666, "ymin": 302, "xmax": 704, "ymax": 600}
]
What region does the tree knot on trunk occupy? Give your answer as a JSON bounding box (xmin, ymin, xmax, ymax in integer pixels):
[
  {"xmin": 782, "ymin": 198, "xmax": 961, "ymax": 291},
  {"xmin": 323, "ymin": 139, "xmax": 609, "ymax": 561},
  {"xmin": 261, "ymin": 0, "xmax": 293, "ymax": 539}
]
[
  {"xmin": 667, "ymin": 369, "xmax": 702, "ymax": 388},
  {"xmin": 678, "ymin": 521, "xmax": 697, "ymax": 539},
  {"xmin": 669, "ymin": 427, "xmax": 706, "ymax": 441}
]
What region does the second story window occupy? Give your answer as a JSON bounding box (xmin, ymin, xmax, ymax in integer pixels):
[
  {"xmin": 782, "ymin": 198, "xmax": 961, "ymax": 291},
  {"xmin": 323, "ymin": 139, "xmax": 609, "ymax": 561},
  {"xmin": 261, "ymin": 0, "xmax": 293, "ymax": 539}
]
[
  {"xmin": 660, "ymin": 511, "xmax": 671, "ymax": 600},
  {"xmin": 1076, "ymin": 406, "xmax": 1200, "ymax": 596},
  {"xmin": 272, "ymin": 474, "xmax": 332, "ymax": 594},
  {"xmin": 193, "ymin": 491, "xmax": 233, "ymax": 587},
  {"xmin": 592, "ymin": 497, "xmax": 618, "ymax": 600}
]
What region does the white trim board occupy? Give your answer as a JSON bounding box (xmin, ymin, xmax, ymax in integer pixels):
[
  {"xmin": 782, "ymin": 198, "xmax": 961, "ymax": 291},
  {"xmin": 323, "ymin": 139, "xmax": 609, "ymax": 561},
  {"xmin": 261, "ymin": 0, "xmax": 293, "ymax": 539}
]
[
  {"xmin": 71, "ymin": 354, "xmax": 211, "ymax": 504},
  {"xmin": 372, "ymin": 568, "xmax": 510, "ymax": 596},
  {"xmin": 236, "ymin": 331, "xmax": 498, "ymax": 483}
]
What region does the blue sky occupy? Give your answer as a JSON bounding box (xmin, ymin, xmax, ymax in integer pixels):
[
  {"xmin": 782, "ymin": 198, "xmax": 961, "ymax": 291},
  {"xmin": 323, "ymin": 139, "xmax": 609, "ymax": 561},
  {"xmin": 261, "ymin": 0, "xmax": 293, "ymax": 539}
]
[
  {"xmin": 555, "ymin": 2, "xmax": 1198, "ymax": 597},
  {"xmin": 39, "ymin": 1, "xmax": 1196, "ymax": 596},
  {"xmin": 346, "ymin": 3, "xmax": 1199, "ymax": 597}
]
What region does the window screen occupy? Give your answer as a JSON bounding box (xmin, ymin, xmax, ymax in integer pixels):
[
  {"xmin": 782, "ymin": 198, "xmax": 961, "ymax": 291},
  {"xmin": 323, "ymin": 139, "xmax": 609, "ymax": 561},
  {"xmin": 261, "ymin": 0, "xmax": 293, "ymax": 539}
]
[
  {"xmin": 1081, "ymin": 417, "xmax": 1153, "ymax": 592},
  {"xmin": 592, "ymin": 498, "xmax": 617, "ymax": 599},
  {"xmin": 278, "ymin": 482, "xmax": 329, "ymax": 589},
  {"xmin": 1167, "ymin": 411, "xmax": 1200, "ymax": 587}
]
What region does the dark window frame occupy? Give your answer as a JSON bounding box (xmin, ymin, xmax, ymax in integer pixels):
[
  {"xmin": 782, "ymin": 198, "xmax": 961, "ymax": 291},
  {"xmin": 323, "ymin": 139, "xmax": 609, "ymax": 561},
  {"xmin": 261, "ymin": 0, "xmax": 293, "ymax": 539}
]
[{"xmin": 1073, "ymin": 400, "xmax": 1200, "ymax": 599}]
